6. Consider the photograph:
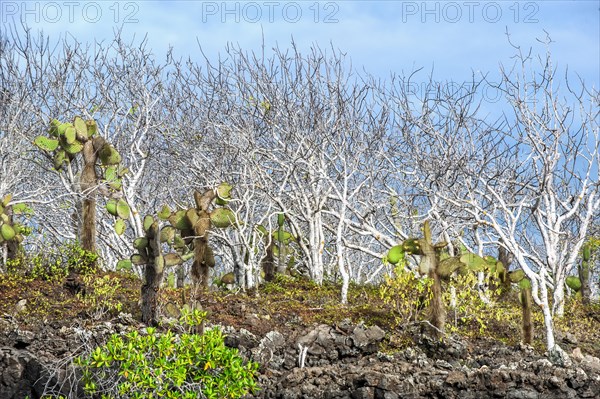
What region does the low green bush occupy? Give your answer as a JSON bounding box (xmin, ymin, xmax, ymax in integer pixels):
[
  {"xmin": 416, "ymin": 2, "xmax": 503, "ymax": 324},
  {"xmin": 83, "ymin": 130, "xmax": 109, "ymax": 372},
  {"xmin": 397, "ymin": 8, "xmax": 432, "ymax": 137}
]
[
  {"xmin": 75, "ymin": 307, "xmax": 259, "ymax": 399},
  {"xmin": 379, "ymin": 260, "xmax": 433, "ymax": 326},
  {"xmin": 6, "ymin": 241, "xmax": 97, "ymax": 281}
]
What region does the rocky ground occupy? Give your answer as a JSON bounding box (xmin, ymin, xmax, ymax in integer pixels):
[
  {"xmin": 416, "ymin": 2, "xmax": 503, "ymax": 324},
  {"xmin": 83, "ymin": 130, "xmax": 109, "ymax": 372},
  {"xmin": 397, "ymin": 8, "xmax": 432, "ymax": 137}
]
[
  {"xmin": 1, "ymin": 311, "xmax": 600, "ymax": 398},
  {"xmin": 0, "ymin": 273, "xmax": 599, "ymax": 398}
]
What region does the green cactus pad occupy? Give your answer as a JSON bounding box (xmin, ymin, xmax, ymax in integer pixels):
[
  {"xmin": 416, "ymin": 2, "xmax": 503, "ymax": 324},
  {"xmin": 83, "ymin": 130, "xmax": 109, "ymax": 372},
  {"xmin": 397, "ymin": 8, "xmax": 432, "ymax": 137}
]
[
  {"xmin": 204, "ymin": 246, "xmax": 216, "ymax": 267},
  {"xmin": 106, "ymin": 199, "xmax": 118, "ymax": 216},
  {"xmin": 57, "ymin": 123, "xmax": 72, "ymax": 136},
  {"xmin": 104, "ymin": 166, "xmax": 118, "ymax": 182},
  {"xmin": 170, "ymin": 209, "xmax": 192, "ymax": 230},
  {"xmin": 34, "ymin": 136, "xmax": 59, "ymax": 152},
  {"xmin": 519, "ymin": 279, "xmax": 531, "ymax": 289},
  {"xmin": 401, "ymin": 238, "xmax": 422, "ymax": 255},
  {"xmin": 275, "ymin": 229, "xmax": 293, "ymax": 243},
  {"xmin": 215, "ymin": 197, "xmax": 229, "ymax": 206},
  {"xmin": 143, "ymin": 215, "xmax": 155, "ymax": 232},
  {"xmin": 117, "ymin": 166, "xmax": 129, "ymax": 177},
  {"xmin": 116, "ymin": 259, "xmax": 133, "ymax": 271},
  {"xmin": 73, "ymin": 116, "xmax": 88, "ymax": 141},
  {"xmin": 566, "ymin": 276, "xmax": 582, "ymax": 292},
  {"xmin": 509, "ymin": 269, "xmax": 526, "ymax": 283},
  {"xmin": 62, "ymin": 140, "xmax": 84, "ymax": 155},
  {"xmin": 48, "ymin": 119, "xmax": 61, "ymax": 136},
  {"xmin": 583, "ymin": 244, "xmax": 591, "ymax": 262},
  {"xmin": 157, "ymin": 204, "xmax": 171, "ymax": 220},
  {"xmin": 64, "ymin": 126, "xmax": 77, "ymax": 144},
  {"xmin": 438, "ymin": 257, "xmax": 463, "ymax": 278},
  {"xmin": 164, "ymin": 253, "xmax": 183, "ymax": 267},
  {"xmin": 221, "ymin": 272, "xmax": 235, "ymax": 285},
  {"xmin": 459, "ymin": 253, "xmax": 487, "ymax": 271},
  {"xmin": 484, "ymin": 255, "xmax": 498, "ymax": 264},
  {"xmin": 387, "ymin": 245, "xmax": 404, "ymax": 264},
  {"xmin": 99, "ymin": 144, "xmax": 121, "ymax": 166},
  {"xmin": 491, "ymin": 261, "xmax": 505, "ymax": 275},
  {"xmin": 131, "ymin": 254, "xmax": 148, "ymax": 265},
  {"xmin": 133, "ymin": 237, "xmax": 149, "ymax": 251},
  {"xmin": 217, "ymin": 182, "xmax": 233, "ymax": 198},
  {"xmin": 186, "ymin": 208, "xmax": 200, "ymax": 228},
  {"xmin": 1, "ymin": 214, "xmax": 9, "ymax": 224},
  {"xmin": 173, "ymin": 235, "xmax": 185, "ymax": 249},
  {"xmin": 116, "ymin": 199, "xmax": 130, "ymax": 219},
  {"xmin": 1, "ymin": 194, "xmax": 12, "ymax": 207},
  {"xmin": 12, "ymin": 223, "xmax": 23, "ymax": 234},
  {"xmin": 156, "ymin": 255, "xmax": 165, "ymax": 271},
  {"xmin": 159, "ymin": 226, "xmax": 175, "ymax": 243},
  {"xmin": 53, "ymin": 150, "xmax": 68, "ymax": 170},
  {"xmin": 11, "ymin": 203, "xmax": 30, "ymax": 215},
  {"xmin": 160, "ymin": 226, "xmax": 176, "ymax": 244},
  {"xmin": 210, "ymin": 208, "xmax": 235, "ymax": 228},
  {"xmin": 277, "ymin": 212, "xmax": 285, "ymax": 227},
  {"xmin": 0, "ymin": 224, "xmax": 16, "ymax": 241},
  {"xmin": 114, "ymin": 218, "xmax": 126, "ymax": 235},
  {"xmin": 108, "ymin": 178, "xmax": 122, "ymax": 191},
  {"xmin": 86, "ymin": 120, "xmax": 98, "ymax": 136}
]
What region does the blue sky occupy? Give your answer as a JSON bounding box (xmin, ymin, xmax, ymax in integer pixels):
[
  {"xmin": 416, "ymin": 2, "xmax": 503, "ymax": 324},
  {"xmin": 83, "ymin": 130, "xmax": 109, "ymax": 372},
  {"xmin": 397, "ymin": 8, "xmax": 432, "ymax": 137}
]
[{"xmin": 1, "ymin": 1, "xmax": 598, "ymax": 93}]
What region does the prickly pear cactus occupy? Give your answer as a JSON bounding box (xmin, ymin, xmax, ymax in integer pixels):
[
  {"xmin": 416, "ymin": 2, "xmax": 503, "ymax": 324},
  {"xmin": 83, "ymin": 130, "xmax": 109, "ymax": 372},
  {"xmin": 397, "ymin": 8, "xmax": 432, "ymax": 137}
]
[
  {"xmin": 0, "ymin": 194, "xmax": 31, "ymax": 262},
  {"xmin": 578, "ymin": 242, "xmax": 595, "ymax": 303},
  {"xmin": 153, "ymin": 183, "xmax": 237, "ymax": 290},
  {"xmin": 387, "ymin": 221, "xmax": 447, "ymax": 337},
  {"xmin": 34, "ymin": 117, "xmax": 131, "ymax": 256},
  {"xmin": 252, "ymin": 216, "xmax": 297, "ymax": 281},
  {"xmin": 0, "ymin": 194, "xmax": 33, "ymax": 268},
  {"xmin": 135, "ymin": 214, "xmax": 194, "ymax": 325}
]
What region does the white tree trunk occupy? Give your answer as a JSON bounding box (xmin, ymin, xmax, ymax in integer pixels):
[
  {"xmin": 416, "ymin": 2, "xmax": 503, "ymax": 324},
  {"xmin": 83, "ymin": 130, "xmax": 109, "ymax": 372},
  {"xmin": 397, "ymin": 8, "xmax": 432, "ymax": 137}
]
[
  {"xmin": 539, "ymin": 268, "xmax": 557, "ymax": 352},
  {"xmin": 553, "ymin": 277, "xmax": 566, "ymax": 317},
  {"xmin": 309, "ymin": 212, "xmax": 325, "ymax": 283},
  {"xmin": 337, "ymin": 177, "xmax": 349, "ymax": 305}
]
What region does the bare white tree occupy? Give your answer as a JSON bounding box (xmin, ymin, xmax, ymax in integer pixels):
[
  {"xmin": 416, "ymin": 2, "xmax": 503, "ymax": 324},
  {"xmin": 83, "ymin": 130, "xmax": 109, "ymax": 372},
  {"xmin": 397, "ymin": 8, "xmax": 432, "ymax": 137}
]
[{"xmin": 439, "ymin": 38, "xmax": 600, "ymax": 357}]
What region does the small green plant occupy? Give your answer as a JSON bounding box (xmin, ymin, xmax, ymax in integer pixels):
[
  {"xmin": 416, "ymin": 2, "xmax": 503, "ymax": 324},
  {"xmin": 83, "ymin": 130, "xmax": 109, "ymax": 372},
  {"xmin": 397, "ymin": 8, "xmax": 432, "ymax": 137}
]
[
  {"xmin": 8, "ymin": 241, "xmax": 98, "ymax": 282},
  {"xmin": 76, "ymin": 307, "xmax": 259, "ymax": 399},
  {"xmin": 380, "ymin": 259, "xmax": 433, "ymax": 327},
  {"xmin": 80, "ymin": 274, "xmax": 123, "ymax": 319},
  {"xmin": 444, "ymin": 273, "xmax": 494, "ymax": 336}
]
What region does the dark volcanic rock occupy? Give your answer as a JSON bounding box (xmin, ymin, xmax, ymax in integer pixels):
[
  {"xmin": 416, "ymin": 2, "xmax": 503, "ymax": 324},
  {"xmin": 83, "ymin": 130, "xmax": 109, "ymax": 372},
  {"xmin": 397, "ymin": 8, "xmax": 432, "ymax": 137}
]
[{"xmin": 0, "ymin": 316, "xmax": 599, "ymax": 399}]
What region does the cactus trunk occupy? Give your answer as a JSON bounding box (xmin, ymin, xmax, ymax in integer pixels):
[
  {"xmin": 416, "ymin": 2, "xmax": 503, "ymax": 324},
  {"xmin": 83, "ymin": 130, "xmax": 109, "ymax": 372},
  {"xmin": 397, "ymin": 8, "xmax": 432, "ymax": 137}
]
[
  {"xmin": 79, "ymin": 140, "xmax": 98, "ymax": 267},
  {"xmin": 140, "ymin": 219, "xmax": 163, "ymax": 326},
  {"xmin": 579, "ymin": 259, "xmax": 591, "ymax": 304},
  {"xmin": 276, "ymin": 213, "xmax": 286, "ymax": 275},
  {"xmin": 420, "ymin": 221, "xmax": 446, "ymax": 338},
  {"xmin": 521, "ymin": 286, "xmax": 533, "ymax": 344},
  {"xmin": 498, "ymin": 245, "xmax": 514, "ymax": 298},
  {"xmin": 262, "ymin": 240, "xmax": 276, "ymax": 282},
  {"xmin": 190, "ymin": 190, "xmax": 217, "ymax": 290}
]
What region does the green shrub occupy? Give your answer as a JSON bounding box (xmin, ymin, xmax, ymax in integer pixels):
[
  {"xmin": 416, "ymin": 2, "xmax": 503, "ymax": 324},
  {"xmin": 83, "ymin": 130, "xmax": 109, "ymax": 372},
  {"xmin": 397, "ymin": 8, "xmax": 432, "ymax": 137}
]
[
  {"xmin": 80, "ymin": 274, "xmax": 123, "ymax": 319},
  {"xmin": 379, "ymin": 261, "xmax": 433, "ymax": 326},
  {"xmin": 444, "ymin": 273, "xmax": 493, "ymax": 335},
  {"xmin": 76, "ymin": 307, "xmax": 259, "ymax": 399},
  {"xmin": 7, "ymin": 241, "xmax": 98, "ymax": 281}
]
